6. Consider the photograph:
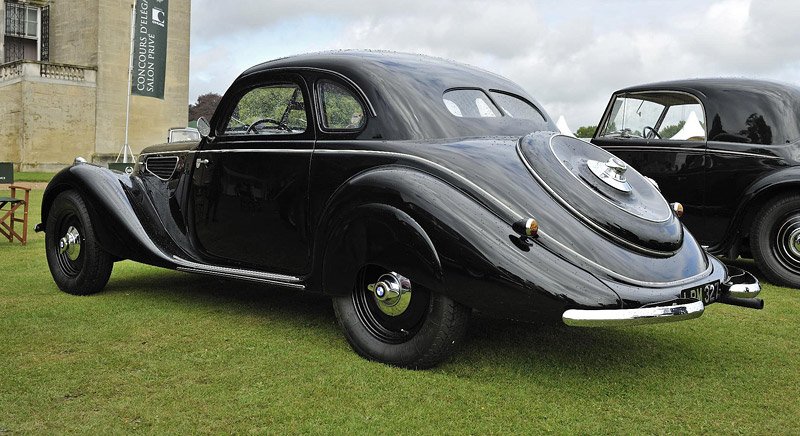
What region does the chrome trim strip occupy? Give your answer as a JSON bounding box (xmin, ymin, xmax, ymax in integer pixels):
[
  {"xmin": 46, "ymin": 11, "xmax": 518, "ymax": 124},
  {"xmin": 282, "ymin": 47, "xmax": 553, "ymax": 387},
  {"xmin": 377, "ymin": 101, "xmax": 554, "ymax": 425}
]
[
  {"xmin": 173, "ymin": 256, "xmax": 304, "ymax": 287},
  {"xmin": 549, "ymin": 134, "xmax": 671, "ymax": 222},
  {"xmin": 177, "ymin": 267, "xmax": 305, "ymax": 289},
  {"xmin": 601, "ymin": 145, "xmax": 782, "ymax": 160},
  {"xmin": 563, "ymin": 299, "xmax": 704, "ymax": 327},
  {"xmin": 139, "ymin": 150, "xmax": 195, "ymax": 157},
  {"xmin": 518, "ymin": 139, "xmax": 677, "ymax": 257},
  {"xmin": 202, "ymin": 148, "xmax": 313, "ymax": 154}
]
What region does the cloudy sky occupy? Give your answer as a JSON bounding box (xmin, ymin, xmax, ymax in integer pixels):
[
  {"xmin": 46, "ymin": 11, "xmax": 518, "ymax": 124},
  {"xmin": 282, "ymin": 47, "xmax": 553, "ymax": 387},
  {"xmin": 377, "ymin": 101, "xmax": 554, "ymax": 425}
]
[{"xmin": 188, "ymin": 0, "xmax": 800, "ymax": 129}]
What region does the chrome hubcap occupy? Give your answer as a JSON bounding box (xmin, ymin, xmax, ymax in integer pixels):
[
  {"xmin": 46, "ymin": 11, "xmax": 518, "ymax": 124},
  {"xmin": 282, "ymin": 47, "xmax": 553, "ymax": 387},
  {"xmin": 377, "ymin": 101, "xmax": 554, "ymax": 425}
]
[
  {"xmin": 789, "ymin": 228, "xmax": 800, "ymax": 258},
  {"xmin": 774, "ymin": 213, "xmax": 800, "ymax": 273},
  {"xmin": 58, "ymin": 226, "xmax": 81, "ymax": 261},
  {"xmin": 367, "ymin": 272, "xmax": 412, "ymax": 316}
]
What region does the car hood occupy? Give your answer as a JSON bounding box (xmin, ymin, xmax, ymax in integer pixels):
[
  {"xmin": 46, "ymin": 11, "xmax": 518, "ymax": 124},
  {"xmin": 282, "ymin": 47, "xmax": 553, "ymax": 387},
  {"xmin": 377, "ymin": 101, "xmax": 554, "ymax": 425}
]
[{"xmin": 392, "ymin": 132, "xmax": 708, "ymax": 284}]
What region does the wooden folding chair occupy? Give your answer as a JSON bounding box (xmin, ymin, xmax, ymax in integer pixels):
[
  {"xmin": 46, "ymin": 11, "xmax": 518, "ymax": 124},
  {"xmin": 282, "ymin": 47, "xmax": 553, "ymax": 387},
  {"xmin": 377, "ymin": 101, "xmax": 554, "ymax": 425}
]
[{"xmin": 0, "ymin": 185, "xmax": 31, "ymax": 245}]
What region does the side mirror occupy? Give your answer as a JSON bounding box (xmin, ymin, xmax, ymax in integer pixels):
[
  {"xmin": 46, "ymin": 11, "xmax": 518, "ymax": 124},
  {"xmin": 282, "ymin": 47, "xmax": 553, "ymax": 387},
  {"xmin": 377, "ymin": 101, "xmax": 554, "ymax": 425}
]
[{"xmin": 197, "ymin": 117, "xmax": 211, "ymax": 138}]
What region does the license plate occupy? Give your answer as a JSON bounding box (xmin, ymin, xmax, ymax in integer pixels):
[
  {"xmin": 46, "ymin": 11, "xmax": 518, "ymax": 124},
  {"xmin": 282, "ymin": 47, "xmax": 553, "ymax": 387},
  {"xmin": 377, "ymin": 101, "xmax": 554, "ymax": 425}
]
[{"xmin": 681, "ymin": 281, "xmax": 719, "ymax": 304}]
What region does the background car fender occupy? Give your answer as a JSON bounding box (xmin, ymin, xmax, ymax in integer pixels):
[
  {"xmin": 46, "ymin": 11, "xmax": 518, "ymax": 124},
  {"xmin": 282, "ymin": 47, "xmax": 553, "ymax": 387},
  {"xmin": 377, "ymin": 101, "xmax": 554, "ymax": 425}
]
[
  {"xmin": 314, "ymin": 166, "xmax": 622, "ymax": 320},
  {"xmin": 723, "ymin": 166, "xmax": 800, "ymax": 255},
  {"xmin": 41, "ymin": 164, "xmax": 174, "ymax": 268}
]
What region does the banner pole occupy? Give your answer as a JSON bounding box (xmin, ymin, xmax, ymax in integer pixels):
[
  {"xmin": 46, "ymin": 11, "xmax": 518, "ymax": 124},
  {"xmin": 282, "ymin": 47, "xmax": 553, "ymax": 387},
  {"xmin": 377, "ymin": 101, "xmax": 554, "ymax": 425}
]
[{"xmin": 121, "ymin": 3, "xmax": 136, "ymax": 164}]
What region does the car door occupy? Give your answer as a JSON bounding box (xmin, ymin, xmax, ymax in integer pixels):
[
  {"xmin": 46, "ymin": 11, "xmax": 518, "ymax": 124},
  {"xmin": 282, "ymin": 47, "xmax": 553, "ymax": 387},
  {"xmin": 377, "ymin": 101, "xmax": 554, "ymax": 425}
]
[
  {"xmin": 591, "ymin": 91, "xmax": 710, "ymax": 243},
  {"xmin": 191, "ymin": 73, "xmax": 315, "ymax": 275}
]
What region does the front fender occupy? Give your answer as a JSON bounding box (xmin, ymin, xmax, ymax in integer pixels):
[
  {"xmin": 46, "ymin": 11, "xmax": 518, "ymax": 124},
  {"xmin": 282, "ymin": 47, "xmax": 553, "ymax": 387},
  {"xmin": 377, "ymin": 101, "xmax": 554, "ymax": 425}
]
[
  {"xmin": 314, "ymin": 166, "xmax": 621, "ymax": 321},
  {"xmin": 41, "ymin": 163, "xmax": 173, "ymax": 267}
]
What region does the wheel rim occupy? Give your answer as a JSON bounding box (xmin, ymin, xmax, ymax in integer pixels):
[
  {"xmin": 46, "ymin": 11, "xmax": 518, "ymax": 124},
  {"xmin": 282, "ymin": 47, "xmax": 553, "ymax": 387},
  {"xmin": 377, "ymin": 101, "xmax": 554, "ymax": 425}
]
[
  {"xmin": 772, "ymin": 212, "xmax": 800, "ymax": 274},
  {"xmin": 352, "ymin": 268, "xmax": 430, "ymax": 344},
  {"xmin": 54, "ymin": 213, "xmax": 85, "ymax": 277}
]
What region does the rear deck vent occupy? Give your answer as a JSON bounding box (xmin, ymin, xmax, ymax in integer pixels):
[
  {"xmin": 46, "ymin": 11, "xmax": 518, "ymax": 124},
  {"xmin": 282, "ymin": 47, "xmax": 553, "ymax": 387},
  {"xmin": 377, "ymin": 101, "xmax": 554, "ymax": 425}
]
[{"xmin": 144, "ymin": 156, "xmax": 179, "ymax": 180}]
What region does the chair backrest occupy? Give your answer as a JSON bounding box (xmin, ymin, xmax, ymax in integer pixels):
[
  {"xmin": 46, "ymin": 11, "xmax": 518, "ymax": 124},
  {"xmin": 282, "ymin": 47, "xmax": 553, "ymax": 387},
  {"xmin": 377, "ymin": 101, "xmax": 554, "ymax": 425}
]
[{"xmin": 0, "ymin": 163, "xmax": 13, "ymax": 184}]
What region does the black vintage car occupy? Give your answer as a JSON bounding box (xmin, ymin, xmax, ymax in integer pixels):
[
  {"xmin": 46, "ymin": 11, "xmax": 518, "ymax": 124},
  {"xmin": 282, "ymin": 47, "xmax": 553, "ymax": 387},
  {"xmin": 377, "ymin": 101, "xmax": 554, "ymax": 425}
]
[
  {"xmin": 38, "ymin": 52, "xmax": 761, "ymax": 368},
  {"xmin": 591, "ymin": 79, "xmax": 800, "ymax": 288}
]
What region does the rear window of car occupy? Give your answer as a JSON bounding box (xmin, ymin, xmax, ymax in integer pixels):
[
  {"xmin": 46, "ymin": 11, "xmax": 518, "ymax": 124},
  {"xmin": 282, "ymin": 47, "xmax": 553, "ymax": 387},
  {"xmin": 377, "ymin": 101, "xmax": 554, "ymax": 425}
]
[
  {"xmin": 489, "ymin": 91, "xmax": 546, "ymax": 121},
  {"xmin": 442, "ymin": 89, "xmax": 545, "ymax": 122},
  {"xmin": 442, "ymin": 89, "xmax": 500, "ymax": 118}
]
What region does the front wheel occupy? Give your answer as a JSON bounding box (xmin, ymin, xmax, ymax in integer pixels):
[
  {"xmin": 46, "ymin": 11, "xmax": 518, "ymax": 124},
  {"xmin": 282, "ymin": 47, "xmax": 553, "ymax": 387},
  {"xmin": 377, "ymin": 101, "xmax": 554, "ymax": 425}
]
[
  {"xmin": 45, "ymin": 190, "xmax": 114, "ymax": 295},
  {"xmin": 750, "ymin": 194, "xmax": 800, "ymax": 288},
  {"xmin": 332, "ymin": 266, "xmax": 470, "ymax": 368}
]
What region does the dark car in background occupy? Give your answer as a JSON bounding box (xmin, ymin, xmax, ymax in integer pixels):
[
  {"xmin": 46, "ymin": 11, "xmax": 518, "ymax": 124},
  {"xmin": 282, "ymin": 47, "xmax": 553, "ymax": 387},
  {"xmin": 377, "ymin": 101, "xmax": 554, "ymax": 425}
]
[
  {"xmin": 38, "ymin": 53, "xmax": 761, "ymax": 368},
  {"xmin": 592, "ymin": 79, "xmax": 800, "ymax": 288}
]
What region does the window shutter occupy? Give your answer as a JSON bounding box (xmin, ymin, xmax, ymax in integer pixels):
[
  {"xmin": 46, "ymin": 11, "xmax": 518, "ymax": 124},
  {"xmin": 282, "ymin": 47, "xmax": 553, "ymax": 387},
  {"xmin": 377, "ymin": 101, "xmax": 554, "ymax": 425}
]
[{"xmin": 40, "ymin": 5, "xmax": 49, "ymax": 61}]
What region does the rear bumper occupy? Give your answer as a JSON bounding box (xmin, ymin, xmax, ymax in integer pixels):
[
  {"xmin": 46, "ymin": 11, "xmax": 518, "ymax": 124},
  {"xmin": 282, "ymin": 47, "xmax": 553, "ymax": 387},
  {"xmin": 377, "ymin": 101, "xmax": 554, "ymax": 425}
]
[
  {"xmin": 563, "ymin": 299, "xmax": 704, "ymax": 327},
  {"xmin": 562, "ymin": 265, "xmax": 762, "ymax": 327}
]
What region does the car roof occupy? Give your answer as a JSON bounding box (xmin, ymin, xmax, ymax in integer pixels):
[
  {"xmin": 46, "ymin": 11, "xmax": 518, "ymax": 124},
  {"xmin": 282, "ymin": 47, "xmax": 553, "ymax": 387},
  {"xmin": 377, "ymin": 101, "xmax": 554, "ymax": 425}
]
[
  {"xmin": 612, "ymin": 78, "xmax": 800, "ymax": 145},
  {"xmin": 235, "ymin": 50, "xmax": 557, "ymax": 140},
  {"xmin": 615, "ymin": 77, "xmax": 800, "ymax": 96}
]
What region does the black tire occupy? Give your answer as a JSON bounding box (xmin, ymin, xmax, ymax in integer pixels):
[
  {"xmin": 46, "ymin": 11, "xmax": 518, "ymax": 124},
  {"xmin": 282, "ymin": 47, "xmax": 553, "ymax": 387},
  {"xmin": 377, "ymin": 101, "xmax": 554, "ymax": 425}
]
[
  {"xmin": 332, "ymin": 266, "xmax": 470, "ymax": 369},
  {"xmin": 750, "ymin": 194, "xmax": 800, "ymax": 288},
  {"xmin": 45, "ymin": 190, "xmax": 114, "ymax": 295}
]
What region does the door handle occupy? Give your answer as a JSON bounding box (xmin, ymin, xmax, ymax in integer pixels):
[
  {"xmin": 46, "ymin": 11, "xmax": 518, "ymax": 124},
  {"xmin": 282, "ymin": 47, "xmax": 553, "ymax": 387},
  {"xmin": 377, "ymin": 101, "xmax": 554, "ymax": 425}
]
[{"xmin": 196, "ymin": 158, "xmax": 210, "ymax": 169}]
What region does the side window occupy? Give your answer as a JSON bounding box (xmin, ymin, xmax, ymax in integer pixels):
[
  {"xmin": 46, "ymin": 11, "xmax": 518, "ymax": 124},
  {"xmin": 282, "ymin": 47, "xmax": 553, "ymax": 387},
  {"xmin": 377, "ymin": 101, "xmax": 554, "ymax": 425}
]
[
  {"xmin": 659, "ymin": 103, "xmax": 705, "ymax": 140},
  {"xmin": 599, "ymin": 93, "xmax": 705, "ymax": 141},
  {"xmin": 318, "ymin": 80, "xmax": 366, "ymax": 130},
  {"xmin": 442, "ymin": 89, "xmax": 500, "ymax": 118},
  {"xmin": 224, "ymin": 83, "xmax": 307, "ymax": 135}
]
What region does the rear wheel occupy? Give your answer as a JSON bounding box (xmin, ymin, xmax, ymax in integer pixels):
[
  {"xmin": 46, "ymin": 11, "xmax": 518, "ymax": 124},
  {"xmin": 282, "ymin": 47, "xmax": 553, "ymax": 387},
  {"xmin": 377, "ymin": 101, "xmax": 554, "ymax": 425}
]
[
  {"xmin": 45, "ymin": 190, "xmax": 113, "ymax": 295},
  {"xmin": 750, "ymin": 194, "xmax": 800, "ymax": 288},
  {"xmin": 332, "ymin": 265, "xmax": 470, "ymax": 368}
]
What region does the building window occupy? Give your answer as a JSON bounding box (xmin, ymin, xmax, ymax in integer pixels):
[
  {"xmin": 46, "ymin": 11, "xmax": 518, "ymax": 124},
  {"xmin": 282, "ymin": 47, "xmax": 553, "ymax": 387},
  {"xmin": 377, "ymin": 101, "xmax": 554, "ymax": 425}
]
[
  {"xmin": 4, "ymin": 2, "xmax": 49, "ymax": 63},
  {"xmin": 5, "ymin": 2, "xmax": 38, "ymax": 38}
]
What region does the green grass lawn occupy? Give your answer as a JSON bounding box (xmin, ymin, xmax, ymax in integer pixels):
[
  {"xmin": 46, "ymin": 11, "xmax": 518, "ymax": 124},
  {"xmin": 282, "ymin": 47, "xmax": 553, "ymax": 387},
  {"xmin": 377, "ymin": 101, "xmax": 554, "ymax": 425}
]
[
  {"xmin": 1, "ymin": 191, "xmax": 798, "ymax": 433},
  {"xmin": 12, "ymin": 172, "xmax": 56, "ymax": 183}
]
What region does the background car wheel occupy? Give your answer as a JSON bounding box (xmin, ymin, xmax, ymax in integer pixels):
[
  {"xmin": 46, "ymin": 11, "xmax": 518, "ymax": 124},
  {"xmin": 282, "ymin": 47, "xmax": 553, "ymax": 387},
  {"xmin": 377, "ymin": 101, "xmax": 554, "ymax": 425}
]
[
  {"xmin": 45, "ymin": 190, "xmax": 113, "ymax": 295},
  {"xmin": 332, "ymin": 265, "xmax": 470, "ymax": 368},
  {"xmin": 750, "ymin": 194, "xmax": 800, "ymax": 288}
]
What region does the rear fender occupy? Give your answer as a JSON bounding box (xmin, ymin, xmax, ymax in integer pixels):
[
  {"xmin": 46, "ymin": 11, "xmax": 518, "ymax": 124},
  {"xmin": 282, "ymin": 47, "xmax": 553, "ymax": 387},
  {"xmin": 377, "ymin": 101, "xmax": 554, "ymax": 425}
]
[
  {"xmin": 719, "ymin": 166, "xmax": 800, "ymax": 255},
  {"xmin": 315, "ymin": 166, "xmax": 621, "ymax": 320},
  {"xmin": 323, "ymin": 203, "xmax": 442, "ymax": 296},
  {"xmin": 41, "ymin": 164, "xmax": 173, "ymax": 267}
]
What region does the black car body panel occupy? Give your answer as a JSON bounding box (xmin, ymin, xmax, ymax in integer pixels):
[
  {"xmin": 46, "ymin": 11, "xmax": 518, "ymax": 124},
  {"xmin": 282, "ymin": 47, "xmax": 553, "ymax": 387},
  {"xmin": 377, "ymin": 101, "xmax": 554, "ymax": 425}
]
[{"xmin": 40, "ymin": 53, "xmax": 759, "ymax": 334}]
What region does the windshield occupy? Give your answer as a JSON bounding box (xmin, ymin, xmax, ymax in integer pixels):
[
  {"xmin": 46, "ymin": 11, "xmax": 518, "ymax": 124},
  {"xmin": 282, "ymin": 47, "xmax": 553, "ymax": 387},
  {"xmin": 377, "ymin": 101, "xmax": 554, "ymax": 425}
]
[{"xmin": 600, "ymin": 92, "xmax": 705, "ymax": 140}]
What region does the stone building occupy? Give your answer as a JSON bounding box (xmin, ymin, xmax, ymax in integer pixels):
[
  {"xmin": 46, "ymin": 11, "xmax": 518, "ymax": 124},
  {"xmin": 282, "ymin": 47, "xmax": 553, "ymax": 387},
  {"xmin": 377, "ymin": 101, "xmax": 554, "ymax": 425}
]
[{"xmin": 0, "ymin": 0, "xmax": 190, "ymax": 171}]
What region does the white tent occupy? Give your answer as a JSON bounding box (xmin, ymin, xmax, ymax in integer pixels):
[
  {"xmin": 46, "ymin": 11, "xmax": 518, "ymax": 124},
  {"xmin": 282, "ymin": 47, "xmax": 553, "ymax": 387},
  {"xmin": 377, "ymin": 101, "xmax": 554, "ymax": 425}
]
[
  {"xmin": 670, "ymin": 111, "xmax": 705, "ymax": 140},
  {"xmin": 556, "ymin": 115, "xmax": 576, "ymax": 137}
]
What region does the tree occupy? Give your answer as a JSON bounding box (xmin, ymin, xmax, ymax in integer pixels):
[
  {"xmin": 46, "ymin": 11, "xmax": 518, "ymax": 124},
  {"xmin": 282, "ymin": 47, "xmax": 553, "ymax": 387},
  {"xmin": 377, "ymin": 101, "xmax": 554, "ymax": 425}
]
[
  {"xmin": 188, "ymin": 93, "xmax": 222, "ymax": 122},
  {"xmin": 575, "ymin": 125, "xmax": 597, "ymax": 138},
  {"xmin": 658, "ymin": 120, "xmax": 685, "ymax": 139}
]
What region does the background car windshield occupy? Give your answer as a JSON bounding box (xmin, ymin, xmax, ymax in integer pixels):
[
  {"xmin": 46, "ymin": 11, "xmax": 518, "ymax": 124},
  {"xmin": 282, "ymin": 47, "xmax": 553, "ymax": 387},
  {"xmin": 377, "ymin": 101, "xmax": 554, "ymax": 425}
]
[
  {"xmin": 600, "ymin": 93, "xmax": 705, "ymax": 140},
  {"xmin": 225, "ymin": 84, "xmax": 307, "ymax": 135}
]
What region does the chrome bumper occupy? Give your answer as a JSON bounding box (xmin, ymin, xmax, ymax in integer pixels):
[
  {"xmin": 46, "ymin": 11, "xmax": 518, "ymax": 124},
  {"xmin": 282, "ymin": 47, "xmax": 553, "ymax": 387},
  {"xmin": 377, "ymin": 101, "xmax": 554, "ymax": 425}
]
[
  {"xmin": 563, "ymin": 265, "xmax": 763, "ymax": 327},
  {"xmin": 563, "ymin": 299, "xmax": 705, "ymax": 327},
  {"xmin": 721, "ymin": 266, "xmax": 760, "ymax": 298}
]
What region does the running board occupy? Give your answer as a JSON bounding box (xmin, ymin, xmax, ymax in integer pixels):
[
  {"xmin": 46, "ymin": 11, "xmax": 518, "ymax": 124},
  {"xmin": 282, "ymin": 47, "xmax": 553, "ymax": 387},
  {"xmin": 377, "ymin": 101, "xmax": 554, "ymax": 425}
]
[{"xmin": 173, "ymin": 256, "xmax": 305, "ymax": 290}]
